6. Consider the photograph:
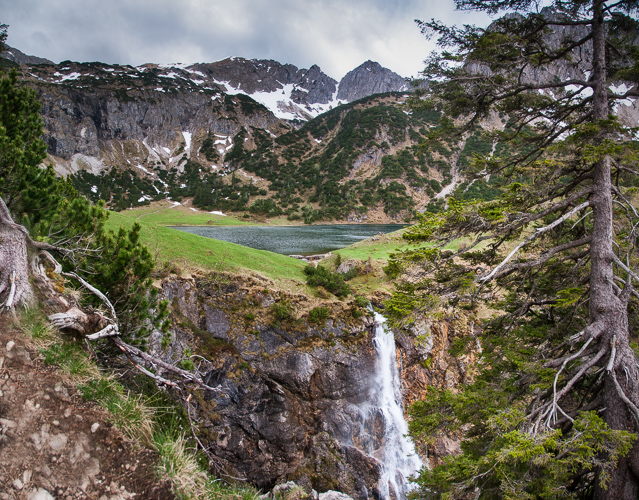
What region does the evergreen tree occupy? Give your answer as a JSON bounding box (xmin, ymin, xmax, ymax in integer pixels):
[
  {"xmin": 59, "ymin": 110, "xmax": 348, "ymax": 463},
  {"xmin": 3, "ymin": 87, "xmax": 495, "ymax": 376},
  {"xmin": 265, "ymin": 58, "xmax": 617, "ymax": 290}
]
[
  {"xmin": 389, "ymin": 1, "xmax": 639, "ymax": 498},
  {"xmin": 0, "ymin": 29, "xmax": 167, "ymax": 345}
]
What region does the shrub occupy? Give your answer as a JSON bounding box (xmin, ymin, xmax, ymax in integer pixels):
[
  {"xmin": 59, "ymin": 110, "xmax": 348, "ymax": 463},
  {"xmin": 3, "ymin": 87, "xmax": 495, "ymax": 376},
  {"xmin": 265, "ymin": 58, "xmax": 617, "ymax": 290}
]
[
  {"xmin": 308, "ymin": 306, "xmax": 330, "ymax": 324},
  {"xmin": 354, "ymin": 296, "xmax": 370, "ymax": 308},
  {"xmin": 271, "ymin": 301, "xmax": 295, "ymax": 322},
  {"xmin": 304, "ymin": 265, "xmax": 350, "ymax": 297}
]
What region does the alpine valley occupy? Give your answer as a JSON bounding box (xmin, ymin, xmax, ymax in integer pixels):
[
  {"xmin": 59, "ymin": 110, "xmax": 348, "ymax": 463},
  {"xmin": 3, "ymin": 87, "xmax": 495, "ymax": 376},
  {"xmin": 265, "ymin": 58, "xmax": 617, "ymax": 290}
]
[
  {"xmin": 1, "ymin": 47, "xmax": 479, "ymax": 223},
  {"xmin": 2, "ymin": 7, "xmax": 639, "ymax": 499}
]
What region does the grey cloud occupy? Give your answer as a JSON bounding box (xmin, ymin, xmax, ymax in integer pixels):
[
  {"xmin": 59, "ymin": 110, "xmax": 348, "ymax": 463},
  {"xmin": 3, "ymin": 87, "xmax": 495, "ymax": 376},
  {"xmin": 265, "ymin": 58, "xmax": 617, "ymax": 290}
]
[{"xmin": 1, "ymin": 0, "xmax": 490, "ymax": 79}]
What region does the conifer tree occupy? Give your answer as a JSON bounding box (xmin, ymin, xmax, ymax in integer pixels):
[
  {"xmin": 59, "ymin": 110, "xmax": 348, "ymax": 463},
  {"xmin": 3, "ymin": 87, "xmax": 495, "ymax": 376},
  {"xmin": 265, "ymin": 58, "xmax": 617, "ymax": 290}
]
[
  {"xmin": 0, "ymin": 25, "xmax": 166, "ymax": 345},
  {"xmin": 388, "ymin": 1, "xmax": 639, "ymax": 497}
]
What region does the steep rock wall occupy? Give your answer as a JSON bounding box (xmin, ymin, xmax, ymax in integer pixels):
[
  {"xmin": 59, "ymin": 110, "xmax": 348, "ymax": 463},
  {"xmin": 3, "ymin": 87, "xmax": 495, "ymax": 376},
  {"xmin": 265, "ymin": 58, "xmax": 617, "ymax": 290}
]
[
  {"xmin": 149, "ymin": 273, "xmax": 476, "ymax": 498},
  {"xmin": 34, "ymin": 84, "xmax": 284, "ymax": 176}
]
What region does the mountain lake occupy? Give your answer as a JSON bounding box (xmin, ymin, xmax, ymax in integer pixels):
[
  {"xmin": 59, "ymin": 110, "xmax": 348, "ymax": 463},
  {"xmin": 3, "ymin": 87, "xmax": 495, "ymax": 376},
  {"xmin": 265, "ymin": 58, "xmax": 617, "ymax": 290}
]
[{"xmin": 170, "ymin": 224, "xmax": 405, "ymax": 255}]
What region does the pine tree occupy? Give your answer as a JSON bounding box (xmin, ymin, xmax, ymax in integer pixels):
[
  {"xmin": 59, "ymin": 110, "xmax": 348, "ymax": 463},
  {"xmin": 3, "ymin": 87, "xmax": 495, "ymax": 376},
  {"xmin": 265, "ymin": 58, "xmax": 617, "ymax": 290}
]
[
  {"xmin": 0, "ymin": 27, "xmax": 166, "ymax": 344},
  {"xmin": 388, "ymin": 1, "xmax": 639, "ymax": 498}
]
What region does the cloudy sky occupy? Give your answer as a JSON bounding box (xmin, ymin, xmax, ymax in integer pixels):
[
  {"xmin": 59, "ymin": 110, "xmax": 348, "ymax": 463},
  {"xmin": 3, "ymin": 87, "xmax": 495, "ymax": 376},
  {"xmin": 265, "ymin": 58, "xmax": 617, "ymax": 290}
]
[{"xmin": 1, "ymin": 0, "xmax": 495, "ymax": 79}]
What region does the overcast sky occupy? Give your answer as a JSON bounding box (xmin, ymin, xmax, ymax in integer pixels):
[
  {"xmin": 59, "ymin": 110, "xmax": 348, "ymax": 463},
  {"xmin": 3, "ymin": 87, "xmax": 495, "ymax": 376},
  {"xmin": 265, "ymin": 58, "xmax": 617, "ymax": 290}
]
[{"xmin": 1, "ymin": 0, "xmax": 495, "ymax": 80}]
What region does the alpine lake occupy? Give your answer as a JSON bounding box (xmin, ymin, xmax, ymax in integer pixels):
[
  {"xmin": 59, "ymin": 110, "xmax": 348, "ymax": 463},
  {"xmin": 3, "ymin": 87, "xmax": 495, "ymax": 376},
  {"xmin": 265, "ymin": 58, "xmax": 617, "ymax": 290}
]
[{"xmin": 170, "ymin": 224, "xmax": 405, "ymax": 256}]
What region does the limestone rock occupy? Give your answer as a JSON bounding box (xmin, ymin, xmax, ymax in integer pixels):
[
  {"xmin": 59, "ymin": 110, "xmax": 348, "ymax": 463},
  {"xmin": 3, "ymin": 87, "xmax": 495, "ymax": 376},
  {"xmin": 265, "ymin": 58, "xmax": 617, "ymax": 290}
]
[
  {"xmin": 318, "ymin": 491, "xmax": 355, "ymax": 500},
  {"xmin": 337, "ymin": 61, "xmax": 408, "ymax": 102}
]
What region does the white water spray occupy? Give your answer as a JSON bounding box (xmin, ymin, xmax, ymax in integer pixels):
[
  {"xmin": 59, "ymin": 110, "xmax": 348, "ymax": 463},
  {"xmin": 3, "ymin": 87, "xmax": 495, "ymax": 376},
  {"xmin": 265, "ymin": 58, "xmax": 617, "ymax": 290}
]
[{"xmin": 367, "ymin": 312, "xmax": 423, "ymax": 500}]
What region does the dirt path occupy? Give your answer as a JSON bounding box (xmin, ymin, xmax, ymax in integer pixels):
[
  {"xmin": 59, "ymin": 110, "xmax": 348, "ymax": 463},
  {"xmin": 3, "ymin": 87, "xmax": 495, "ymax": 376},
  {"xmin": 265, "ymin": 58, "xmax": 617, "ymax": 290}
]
[{"xmin": 0, "ymin": 318, "xmax": 171, "ymax": 500}]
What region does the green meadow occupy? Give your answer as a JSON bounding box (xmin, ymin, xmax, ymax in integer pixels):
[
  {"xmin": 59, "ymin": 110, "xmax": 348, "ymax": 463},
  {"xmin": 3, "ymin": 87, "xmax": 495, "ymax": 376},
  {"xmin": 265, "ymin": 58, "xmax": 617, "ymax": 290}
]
[{"xmin": 105, "ymin": 211, "xmax": 307, "ymax": 284}]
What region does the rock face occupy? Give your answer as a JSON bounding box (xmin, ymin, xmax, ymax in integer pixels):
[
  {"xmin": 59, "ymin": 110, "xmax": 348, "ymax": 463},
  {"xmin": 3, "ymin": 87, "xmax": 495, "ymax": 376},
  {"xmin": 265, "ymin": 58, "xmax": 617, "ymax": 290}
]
[
  {"xmin": 154, "ymin": 275, "xmax": 382, "ymax": 498},
  {"xmin": 36, "ymin": 83, "xmax": 279, "ymax": 164},
  {"xmin": 190, "ymin": 58, "xmax": 338, "ymax": 105},
  {"xmin": 337, "ymin": 61, "xmax": 408, "ymax": 102},
  {"xmin": 1, "ymin": 45, "xmax": 53, "ymax": 66},
  {"xmin": 151, "ymin": 273, "xmax": 477, "ymax": 499}
]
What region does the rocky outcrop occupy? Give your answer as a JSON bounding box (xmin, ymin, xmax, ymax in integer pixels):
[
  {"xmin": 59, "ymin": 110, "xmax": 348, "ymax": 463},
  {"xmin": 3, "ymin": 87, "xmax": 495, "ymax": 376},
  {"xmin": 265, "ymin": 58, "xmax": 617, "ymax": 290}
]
[
  {"xmin": 150, "ymin": 273, "xmax": 477, "ymax": 498},
  {"xmin": 1, "ymin": 45, "xmax": 53, "ymax": 66},
  {"xmin": 36, "ymin": 84, "xmax": 279, "ymax": 163},
  {"xmin": 153, "ymin": 275, "xmax": 381, "ymax": 498},
  {"xmin": 190, "ymin": 58, "xmax": 338, "ymax": 105},
  {"xmin": 337, "ymin": 61, "xmax": 408, "ymax": 102}
]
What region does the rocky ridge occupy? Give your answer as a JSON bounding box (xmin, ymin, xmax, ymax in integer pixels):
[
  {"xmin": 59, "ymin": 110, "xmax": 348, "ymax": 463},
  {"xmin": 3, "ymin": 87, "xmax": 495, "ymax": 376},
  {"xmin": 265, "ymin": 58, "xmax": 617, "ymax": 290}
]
[
  {"xmin": 337, "ymin": 61, "xmax": 409, "ymax": 103},
  {"xmin": 1, "ymin": 45, "xmax": 53, "ymax": 66}
]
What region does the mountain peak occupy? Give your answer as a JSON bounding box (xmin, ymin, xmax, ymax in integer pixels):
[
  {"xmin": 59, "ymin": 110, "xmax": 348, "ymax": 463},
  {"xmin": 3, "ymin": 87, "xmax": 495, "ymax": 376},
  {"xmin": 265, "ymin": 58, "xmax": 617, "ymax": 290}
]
[
  {"xmin": 337, "ymin": 61, "xmax": 407, "ymax": 102},
  {"xmin": 1, "ymin": 45, "xmax": 53, "ymax": 66}
]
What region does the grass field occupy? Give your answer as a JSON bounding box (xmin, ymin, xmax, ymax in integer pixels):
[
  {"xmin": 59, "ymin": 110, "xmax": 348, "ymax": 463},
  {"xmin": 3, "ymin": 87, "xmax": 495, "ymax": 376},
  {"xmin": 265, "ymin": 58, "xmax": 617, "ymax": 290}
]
[
  {"xmin": 105, "ymin": 211, "xmax": 307, "ymax": 285},
  {"xmin": 117, "ymin": 200, "xmax": 307, "ymax": 227},
  {"xmin": 116, "ymin": 200, "xmax": 255, "ymax": 226},
  {"xmin": 109, "ymin": 203, "xmax": 471, "ymax": 297}
]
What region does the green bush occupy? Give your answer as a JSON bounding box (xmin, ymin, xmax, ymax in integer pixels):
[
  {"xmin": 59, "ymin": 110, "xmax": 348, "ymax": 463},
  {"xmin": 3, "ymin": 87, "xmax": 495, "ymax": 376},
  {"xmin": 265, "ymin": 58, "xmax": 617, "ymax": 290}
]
[
  {"xmin": 354, "ymin": 296, "xmax": 370, "ymax": 308},
  {"xmin": 271, "ymin": 301, "xmax": 295, "ymax": 322},
  {"xmin": 308, "ymin": 306, "xmax": 330, "ymax": 324},
  {"xmin": 304, "ymin": 265, "xmax": 351, "ymax": 297}
]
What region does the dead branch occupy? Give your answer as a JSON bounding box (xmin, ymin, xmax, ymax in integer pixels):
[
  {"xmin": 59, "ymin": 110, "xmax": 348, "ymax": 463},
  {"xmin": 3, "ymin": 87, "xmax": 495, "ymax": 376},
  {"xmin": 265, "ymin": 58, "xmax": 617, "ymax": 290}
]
[
  {"xmin": 611, "ymin": 371, "xmax": 639, "ymax": 425},
  {"xmin": 487, "ymin": 236, "xmax": 591, "ymax": 282},
  {"xmin": 531, "ymin": 345, "xmax": 608, "ymax": 433},
  {"xmin": 111, "ymin": 337, "xmax": 222, "ymax": 394},
  {"xmin": 61, "ymin": 271, "xmax": 117, "ymax": 321},
  {"xmin": 480, "ymin": 201, "xmax": 591, "ymax": 283},
  {"xmin": 86, "ymin": 324, "xmax": 119, "ymax": 340}
]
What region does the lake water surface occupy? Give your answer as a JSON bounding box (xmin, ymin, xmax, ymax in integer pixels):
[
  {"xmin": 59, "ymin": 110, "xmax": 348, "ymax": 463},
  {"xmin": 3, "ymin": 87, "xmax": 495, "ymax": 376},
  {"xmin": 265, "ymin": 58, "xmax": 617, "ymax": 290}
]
[{"xmin": 171, "ymin": 224, "xmax": 404, "ymax": 255}]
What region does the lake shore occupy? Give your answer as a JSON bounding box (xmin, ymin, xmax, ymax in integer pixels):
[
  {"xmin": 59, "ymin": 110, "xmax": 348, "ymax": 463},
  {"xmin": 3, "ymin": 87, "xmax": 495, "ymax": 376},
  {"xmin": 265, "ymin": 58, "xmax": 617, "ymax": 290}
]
[{"xmin": 117, "ymin": 199, "xmax": 414, "ymax": 228}]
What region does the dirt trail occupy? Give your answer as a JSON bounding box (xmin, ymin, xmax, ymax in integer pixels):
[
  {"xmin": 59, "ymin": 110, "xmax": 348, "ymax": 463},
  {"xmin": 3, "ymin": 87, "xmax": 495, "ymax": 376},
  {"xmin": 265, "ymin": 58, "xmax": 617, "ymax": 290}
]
[{"xmin": 0, "ymin": 318, "xmax": 171, "ymax": 500}]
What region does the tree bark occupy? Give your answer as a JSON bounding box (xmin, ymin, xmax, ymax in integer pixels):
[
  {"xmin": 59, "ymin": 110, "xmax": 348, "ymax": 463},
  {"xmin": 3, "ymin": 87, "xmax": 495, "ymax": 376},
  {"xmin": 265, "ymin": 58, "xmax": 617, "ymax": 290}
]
[
  {"xmin": 589, "ymin": 0, "xmax": 639, "ymax": 496},
  {"xmin": 0, "ymin": 196, "xmax": 34, "ymax": 309}
]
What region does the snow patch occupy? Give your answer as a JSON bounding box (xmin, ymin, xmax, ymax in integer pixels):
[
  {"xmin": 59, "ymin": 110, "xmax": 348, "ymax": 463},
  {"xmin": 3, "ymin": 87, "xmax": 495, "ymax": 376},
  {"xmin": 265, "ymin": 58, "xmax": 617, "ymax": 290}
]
[
  {"xmin": 208, "ymin": 211, "xmax": 227, "ymax": 216},
  {"xmin": 91, "ymin": 185, "xmax": 98, "ymax": 193},
  {"xmin": 183, "ymin": 131, "xmax": 192, "ymax": 152},
  {"xmin": 610, "ymin": 83, "xmax": 630, "ymax": 95},
  {"xmin": 54, "ymin": 72, "xmax": 82, "ymax": 82}
]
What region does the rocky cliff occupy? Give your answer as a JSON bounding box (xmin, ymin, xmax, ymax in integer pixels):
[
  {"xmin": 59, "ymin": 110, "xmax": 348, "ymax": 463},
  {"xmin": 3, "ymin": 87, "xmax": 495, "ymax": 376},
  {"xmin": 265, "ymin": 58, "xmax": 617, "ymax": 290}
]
[
  {"xmin": 1, "ymin": 44, "xmax": 53, "ymax": 66},
  {"xmin": 147, "ymin": 271, "xmax": 476, "ymax": 498},
  {"xmin": 337, "ymin": 61, "xmax": 408, "ymax": 103}
]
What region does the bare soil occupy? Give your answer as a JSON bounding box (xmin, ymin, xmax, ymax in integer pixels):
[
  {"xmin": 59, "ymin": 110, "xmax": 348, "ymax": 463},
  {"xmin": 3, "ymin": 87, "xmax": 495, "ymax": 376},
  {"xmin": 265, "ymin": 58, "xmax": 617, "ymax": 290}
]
[{"xmin": 0, "ymin": 317, "xmax": 173, "ymax": 500}]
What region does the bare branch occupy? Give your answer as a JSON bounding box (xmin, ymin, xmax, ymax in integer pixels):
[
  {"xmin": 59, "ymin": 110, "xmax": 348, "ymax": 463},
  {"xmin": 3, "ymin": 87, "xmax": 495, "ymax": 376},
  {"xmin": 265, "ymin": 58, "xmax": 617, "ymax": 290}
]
[
  {"xmin": 61, "ymin": 271, "xmax": 117, "ymax": 321},
  {"xmin": 611, "ymin": 370, "xmax": 639, "ymax": 425},
  {"xmin": 480, "ymin": 201, "xmax": 590, "ymax": 283},
  {"xmin": 86, "ymin": 324, "xmax": 119, "ymax": 340},
  {"xmin": 549, "ymin": 335, "xmax": 594, "ymax": 425},
  {"xmin": 487, "ymin": 236, "xmax": 591, "ymax": 281},
  {"xmin": 613, "ymin": 255, "xmax": 639, "ymax": 285},
  {"xmin": 111, "ymin": 337, "xmax": 223, "ymax": 394}
]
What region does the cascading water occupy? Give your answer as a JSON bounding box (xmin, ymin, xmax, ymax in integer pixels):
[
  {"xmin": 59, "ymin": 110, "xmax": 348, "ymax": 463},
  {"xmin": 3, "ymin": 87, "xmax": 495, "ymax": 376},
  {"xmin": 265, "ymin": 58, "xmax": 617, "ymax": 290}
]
[{"xmin": 364, "ymin": 312, "xmax": 423, "ymax": 500}]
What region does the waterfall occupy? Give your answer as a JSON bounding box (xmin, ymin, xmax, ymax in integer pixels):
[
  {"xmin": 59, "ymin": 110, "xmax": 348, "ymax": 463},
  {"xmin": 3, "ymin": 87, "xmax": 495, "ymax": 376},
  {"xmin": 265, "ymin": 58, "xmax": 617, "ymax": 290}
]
[{"xmin": 366, "ymin": 312, "xmax": 423, "ymax": 500}]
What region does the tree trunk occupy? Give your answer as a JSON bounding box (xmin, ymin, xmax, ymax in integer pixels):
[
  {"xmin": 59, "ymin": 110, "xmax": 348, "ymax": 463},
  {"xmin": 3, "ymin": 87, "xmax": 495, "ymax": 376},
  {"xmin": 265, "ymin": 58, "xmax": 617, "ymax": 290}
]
[
  {"xmin": 590, "ymin": 0, "xmax": 639, "ymax": 496},
  {"xmin": 0, "ymin": 197, "xmax": 35, "ymax": 309}
]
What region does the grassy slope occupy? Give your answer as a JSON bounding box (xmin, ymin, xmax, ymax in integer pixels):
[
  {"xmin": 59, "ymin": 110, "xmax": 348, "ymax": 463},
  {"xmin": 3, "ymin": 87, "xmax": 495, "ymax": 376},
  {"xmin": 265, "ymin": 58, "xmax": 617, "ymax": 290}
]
[
  {"xmin": 106, "ymin": 211, "xmax": 307, "ymax": 284},
  {"xmin": 115, "ymin": 201, "xmax": 255, "ymax": 226},
  {"xmin": 110, "ymin": 207, "xmax": 472, "ymax": 298}
]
